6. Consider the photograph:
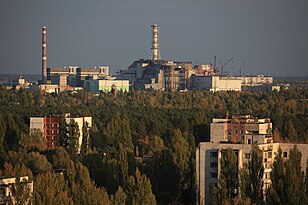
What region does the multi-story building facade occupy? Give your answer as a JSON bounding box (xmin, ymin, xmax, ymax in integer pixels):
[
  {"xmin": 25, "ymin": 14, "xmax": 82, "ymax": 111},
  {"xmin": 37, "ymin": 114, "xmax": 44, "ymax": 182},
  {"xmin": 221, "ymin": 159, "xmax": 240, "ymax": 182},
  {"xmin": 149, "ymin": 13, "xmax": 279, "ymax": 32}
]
[
  {"xmin": 196, "ymin": 142, "xmax": 308, "ymax": 205},
  {"xmin": 30, "ymin": 114, "xmax": 92, "ymax": 151},
  {"xmin": 0, "ymin": 176, "xmax": 33, "ymax": 204},
  {"xmin": 196, "ymin": 115, "xmax": 308, "ymax": 205},
  {"xmin": 210, "ymin": 115, "xmax": 273, "ymax": 144}
]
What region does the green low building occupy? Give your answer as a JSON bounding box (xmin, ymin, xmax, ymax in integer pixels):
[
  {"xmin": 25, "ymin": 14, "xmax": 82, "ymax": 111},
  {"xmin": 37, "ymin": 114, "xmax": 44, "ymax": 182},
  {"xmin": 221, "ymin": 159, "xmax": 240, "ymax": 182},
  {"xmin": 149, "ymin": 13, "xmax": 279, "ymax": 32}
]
[{"xmin": 84, "ymin": 79, "xmax": 129, "ymax": 92}]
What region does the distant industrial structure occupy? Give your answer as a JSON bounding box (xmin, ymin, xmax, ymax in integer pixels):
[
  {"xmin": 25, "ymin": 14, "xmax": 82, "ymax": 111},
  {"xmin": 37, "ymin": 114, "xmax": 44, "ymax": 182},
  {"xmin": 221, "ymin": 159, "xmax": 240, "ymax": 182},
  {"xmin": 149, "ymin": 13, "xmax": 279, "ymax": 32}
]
[
  {"xmin": 84, "ymin": 77, "xmax": 129, "ymax": 93},
  {"xmin": 117, "ymin": 59, "xmax": 191, "ymax": 91},
  {"xmin": 196, "ymin": 115, "xmax": 308, "ymax": 205},
  {"xmin": 151, "ymin": 24, "xmax": 160, "ymax": 61},
  {"xmin": 47, "ymin": 66, "xmax": 109, "ymax": 87},
  {"xmin": 116, "ymin": 25, "xmax": 281, "ymax": 92},
  {"xmin": 32, "ymin": 24, "xmax": 287, "ymax": 93},
  {"xmin": 36, "ymin": 25, "xmax": 130, "ymax": 94},
  {"xmin": 42, "ymin": 26, "xmax": 47, "ymax": 84}
]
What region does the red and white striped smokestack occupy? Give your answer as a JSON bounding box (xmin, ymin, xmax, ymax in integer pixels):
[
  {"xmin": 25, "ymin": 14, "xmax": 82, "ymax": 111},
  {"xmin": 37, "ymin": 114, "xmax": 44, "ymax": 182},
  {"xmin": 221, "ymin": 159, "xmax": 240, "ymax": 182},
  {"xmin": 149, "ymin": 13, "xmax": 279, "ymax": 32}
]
[{"xmin": 42, "ymin": 26, "xmax": 47, "ymax": 84}]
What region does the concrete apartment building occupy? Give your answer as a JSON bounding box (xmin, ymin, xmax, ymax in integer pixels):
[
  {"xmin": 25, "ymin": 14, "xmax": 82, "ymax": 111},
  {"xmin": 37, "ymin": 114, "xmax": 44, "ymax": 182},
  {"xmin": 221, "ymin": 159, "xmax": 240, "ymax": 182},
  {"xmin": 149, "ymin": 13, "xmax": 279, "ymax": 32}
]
[
  {"xmin": 196, "ymin": 142, "xmax": 308, "ymax": 205},
  {"xmin": 196, "ymin": 115, "xmax": 308, "ymax": 205},
  {"xmin": 30, "ymin": 114, "xmax": 92, "ymax": 152},
  {"xmin": 0, "ymin": 176, "xmax": 33, "ymax": 204},
  {"xmin": 210, "ymin": 115, "xmax": 273, "ymax": 144}
]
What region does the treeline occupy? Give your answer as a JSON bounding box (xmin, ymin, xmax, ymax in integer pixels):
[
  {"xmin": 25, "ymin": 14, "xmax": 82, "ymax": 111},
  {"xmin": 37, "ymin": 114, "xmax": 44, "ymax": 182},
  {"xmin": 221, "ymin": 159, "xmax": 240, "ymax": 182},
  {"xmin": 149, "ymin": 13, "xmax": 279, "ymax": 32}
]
[
  {"xmin": 211, "ymin": 145, "xmax": 308, "ymax": 205},
  {"xmin": 0, "ymin": 88, "xmax": 307, "ymax": 204}
]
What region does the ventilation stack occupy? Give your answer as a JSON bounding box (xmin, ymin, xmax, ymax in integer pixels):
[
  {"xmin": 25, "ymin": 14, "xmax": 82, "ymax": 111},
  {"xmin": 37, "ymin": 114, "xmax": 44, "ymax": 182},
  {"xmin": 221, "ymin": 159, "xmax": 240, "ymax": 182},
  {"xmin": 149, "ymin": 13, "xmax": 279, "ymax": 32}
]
[
  {"xmin": 151, "ymin": 24, "xmax": 160, "ymax": 61},
  {"xmin": 42, "ymin": 26, "xmax": 47, "ymax": 84}
]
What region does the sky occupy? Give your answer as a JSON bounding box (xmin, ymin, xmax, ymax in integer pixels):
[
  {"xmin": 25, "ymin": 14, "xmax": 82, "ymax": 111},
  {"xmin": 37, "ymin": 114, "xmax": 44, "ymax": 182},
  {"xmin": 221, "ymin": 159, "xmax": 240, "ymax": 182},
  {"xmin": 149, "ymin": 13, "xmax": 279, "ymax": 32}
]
[{"xmin": 0, "ymin": 0, "xmax": 307, "ymax": 76}]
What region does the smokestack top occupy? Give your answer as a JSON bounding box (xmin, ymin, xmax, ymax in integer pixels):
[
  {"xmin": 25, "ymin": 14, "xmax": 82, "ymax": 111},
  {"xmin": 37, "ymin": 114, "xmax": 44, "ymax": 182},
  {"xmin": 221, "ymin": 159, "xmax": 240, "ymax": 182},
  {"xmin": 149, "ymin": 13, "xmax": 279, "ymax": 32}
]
[
  {"xmin": 151, "ymin": 24, "xmax": 160, "ymax": 61},
  {"xmin": 42, "ymin": 25, "xmax": 47, "ymax": 84}
]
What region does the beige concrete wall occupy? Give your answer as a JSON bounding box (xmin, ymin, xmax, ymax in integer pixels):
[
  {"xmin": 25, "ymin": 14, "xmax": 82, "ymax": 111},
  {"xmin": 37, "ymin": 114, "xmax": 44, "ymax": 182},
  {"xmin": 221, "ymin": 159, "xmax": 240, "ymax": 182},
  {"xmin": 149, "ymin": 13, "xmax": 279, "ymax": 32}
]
[
  {"xmin": 210, "ymin": 123, "xmax": 227, "ymax": 142},
  {"xmin": 197, "ymin": 142, "xmax": 308, "ymax": 205},
  {"xmin": 30, "ymin": 117, "xmax": 44, "ymax": 131}
]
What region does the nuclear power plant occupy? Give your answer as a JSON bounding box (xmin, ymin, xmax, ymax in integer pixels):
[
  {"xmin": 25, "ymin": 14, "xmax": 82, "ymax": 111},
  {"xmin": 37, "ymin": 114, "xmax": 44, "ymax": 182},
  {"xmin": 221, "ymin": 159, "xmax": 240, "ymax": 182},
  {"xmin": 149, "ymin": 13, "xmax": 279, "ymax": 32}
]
[{"xmin": 36, "ymin": 24, "xmax": 277, "ymax": 93}]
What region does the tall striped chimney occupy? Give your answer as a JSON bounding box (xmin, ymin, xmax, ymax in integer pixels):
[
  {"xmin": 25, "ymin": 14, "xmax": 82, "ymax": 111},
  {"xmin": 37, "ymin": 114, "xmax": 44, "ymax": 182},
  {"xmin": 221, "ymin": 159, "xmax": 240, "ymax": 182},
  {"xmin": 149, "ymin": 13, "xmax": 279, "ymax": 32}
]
[
  {"xmin": 151, "ymin": 24, "xmax": 160, "ymax": 61},
  {"xmin": 42, "ymin": 26, "xmax": 47, "ymax": 84}
]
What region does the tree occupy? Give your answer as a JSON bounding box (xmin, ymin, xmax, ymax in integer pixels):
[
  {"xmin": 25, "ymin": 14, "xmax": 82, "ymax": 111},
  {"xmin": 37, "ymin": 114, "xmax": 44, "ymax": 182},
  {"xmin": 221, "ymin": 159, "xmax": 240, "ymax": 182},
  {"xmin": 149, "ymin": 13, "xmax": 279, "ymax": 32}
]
[
  {"xmin": 111, "ymin": 186, "xmax": 127, "ymax": 205},
  {"xmin": 59, "ymin": 119, "xmax": 80, "ymax": 156},
  {"xmin": 11, "ymin": 177, "xmax": 32, "ymax": 205},
  {"xmin": 240, "ymin": 145, "xmax": 264, "ymax": 204},
  {"xmin": 81, "ymin": 121, "xmax": 90, "ymax": 156},
  {"xmin": 221, "ymin": 148, "xmax": 238, "ymax": 200},
  {"xmin": 33, "ymin": 172, "xmax": 73, "ymax": 205},
  {"xmin": 102, "ymin": 114, "xmax": 134, "ymax": 152},
  {"xmin": 0, "ymin": 114, "xmax": 6, "ymax": 149},
  {"xmin": 211, "ymin": 148, "xmax": 238, "ymax": 204},
  {"xmin": 20, "ymin": 129, "xmax": 46, "ymax": 151},
  {"xmin": 126, "ymin": 168, "xmax": 156, "ymax": 205},
  {"xmin": 26, "ymin": 152, "xmax": 52, "ymax": 175},
  {"xmin": 268, "ymin": 146, "xmax": 306, "ymax": 205},
  {"xmin": 285, "ymin": 120, "xmax": 297, "ymax": 142}
]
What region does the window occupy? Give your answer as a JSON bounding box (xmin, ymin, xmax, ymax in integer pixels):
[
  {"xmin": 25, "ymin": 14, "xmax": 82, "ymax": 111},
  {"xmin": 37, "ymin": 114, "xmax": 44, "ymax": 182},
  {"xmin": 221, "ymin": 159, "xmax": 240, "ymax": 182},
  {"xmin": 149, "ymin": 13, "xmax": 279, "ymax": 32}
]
[
  {"xmin": 283, "ymin": 152, "xmax": 288, "ymax": 158},
  {"xmin": 268, "ymin": 152, "xmax": 272, "ymax": 158},
  {"xmin": 245, "ymin": 153, "xmax": 251, "ymax": 159},
  {"xmin": 248, "ymin": 139, "xmax": 251, "ymax": 144},
  {"xmin": 210, "ymin": 152, "xmax": 218, "ymax": 158},
  {"xmin": 210, "ymin": 162, "xmax": 218, "ymax": 168},
  {"xmin": 211, "ymin": 172, "xmax": 218, "ymax": 178}
]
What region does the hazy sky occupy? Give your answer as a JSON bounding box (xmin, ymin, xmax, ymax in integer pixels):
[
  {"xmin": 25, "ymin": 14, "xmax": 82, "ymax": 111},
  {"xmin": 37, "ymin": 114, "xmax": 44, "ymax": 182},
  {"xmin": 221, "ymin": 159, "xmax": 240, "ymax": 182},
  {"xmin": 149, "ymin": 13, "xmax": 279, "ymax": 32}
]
[{"xmin": 0, "ymin": 0, "xmax": 307, "ymax": 76}]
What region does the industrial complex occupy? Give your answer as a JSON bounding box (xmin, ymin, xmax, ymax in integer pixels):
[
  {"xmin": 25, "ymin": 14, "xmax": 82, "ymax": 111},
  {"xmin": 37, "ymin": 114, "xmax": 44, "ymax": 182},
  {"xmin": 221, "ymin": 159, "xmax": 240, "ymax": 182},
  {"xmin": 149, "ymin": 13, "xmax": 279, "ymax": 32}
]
[{"xmin": 0, "ymin": 24, "xmax": 289, "ymax": 93}]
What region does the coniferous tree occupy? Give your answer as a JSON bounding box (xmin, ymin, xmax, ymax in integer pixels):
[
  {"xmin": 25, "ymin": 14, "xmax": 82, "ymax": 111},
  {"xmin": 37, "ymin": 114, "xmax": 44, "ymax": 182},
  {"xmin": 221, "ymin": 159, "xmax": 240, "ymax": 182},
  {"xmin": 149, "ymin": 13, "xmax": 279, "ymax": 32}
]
[
  {"xmin": 211, "ymin": 148, "xmax": 238, "ymax": 204},
  {"xmin": 59, "ymin": 119, "xmax": 80, "ymax": 156},
  {"xmin": 0, "ymin": 114, "xmax": 6, "ymax": 149},
  {"xmin": 126, "ymin": 168, "xmax": 156, "ymax": 205},
  {"xmin": 11, "ymin": 177, "xmax": 32, "ymax": 205},
  {"xmin": 81, "ymin": 121, "xmax": 90, "ymax": 156},
  {"xmin": 112, "ymin": 186, "xmax": 127, "ymax": 205},
  {"xmin": 268, "ymin": 146, "xmax": 306, "ymax": 205},
  {"xmin": 249, "ymin": 145, "xmax": 264, "ymax": 204}
]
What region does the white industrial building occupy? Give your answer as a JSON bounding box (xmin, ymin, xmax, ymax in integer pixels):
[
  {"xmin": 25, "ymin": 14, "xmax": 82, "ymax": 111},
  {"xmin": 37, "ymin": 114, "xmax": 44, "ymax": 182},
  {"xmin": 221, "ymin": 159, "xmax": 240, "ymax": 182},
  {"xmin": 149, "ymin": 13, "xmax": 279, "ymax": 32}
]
[{"xmin": 190, "ymin": 75, "xmax": 242, "ymax": 91}]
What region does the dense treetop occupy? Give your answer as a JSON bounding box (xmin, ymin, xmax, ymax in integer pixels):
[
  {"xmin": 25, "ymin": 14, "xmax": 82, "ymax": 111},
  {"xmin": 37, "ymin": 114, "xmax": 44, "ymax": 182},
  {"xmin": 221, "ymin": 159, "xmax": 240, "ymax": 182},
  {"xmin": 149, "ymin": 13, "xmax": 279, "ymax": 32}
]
[{"xmin": 0, "ymin": 88, "xmax": 307, "ymax": 204}]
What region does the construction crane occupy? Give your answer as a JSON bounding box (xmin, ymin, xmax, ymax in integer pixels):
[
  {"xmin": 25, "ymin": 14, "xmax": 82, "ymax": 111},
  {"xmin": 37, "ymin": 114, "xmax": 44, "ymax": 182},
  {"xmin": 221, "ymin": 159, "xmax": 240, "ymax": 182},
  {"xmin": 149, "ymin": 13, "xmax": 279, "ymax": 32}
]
[
  {"xmin": 218, "ymin": 58, "xmax": 233, "ymax": 76},
  {"xmin": 239, "ymin": 63, "xmax": 246, "ymax": 76}
]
